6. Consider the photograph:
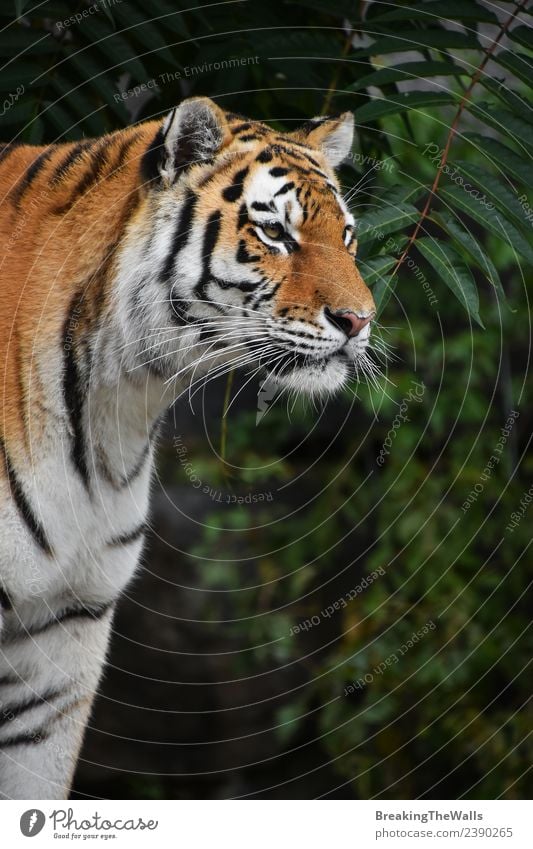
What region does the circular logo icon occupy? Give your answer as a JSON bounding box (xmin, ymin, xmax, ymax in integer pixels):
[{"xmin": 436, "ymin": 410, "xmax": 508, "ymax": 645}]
[{"xmin": 20, "ymin": 809, "xmax": 46, "ymax": 837}]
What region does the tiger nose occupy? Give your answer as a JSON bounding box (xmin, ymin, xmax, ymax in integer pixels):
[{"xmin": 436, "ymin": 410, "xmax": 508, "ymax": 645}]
[{"xmin": 324, "ymin": 307, "xmax": 374, "ymax": 338}]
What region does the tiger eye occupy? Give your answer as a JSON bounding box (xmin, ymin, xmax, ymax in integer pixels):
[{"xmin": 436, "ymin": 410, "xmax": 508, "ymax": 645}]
[{"xmin": 262, "ymin": 223, "xmax": 284, "ymax": 240}]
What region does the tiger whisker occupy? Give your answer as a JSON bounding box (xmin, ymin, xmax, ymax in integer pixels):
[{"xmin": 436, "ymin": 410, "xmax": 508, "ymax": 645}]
[
  {"xmin": 222, "ymin": 351, "xmax": 287, "ymax": 418},
  {"xmin": 184, "ymin": 347, "xmax": 283, "ymax": 406}
]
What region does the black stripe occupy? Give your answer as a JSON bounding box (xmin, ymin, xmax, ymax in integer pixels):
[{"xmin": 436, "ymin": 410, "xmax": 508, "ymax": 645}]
[
  {"xmin": 280, "ymin": 137, "xmax": 314, "ymax": 151},
  {"xmin": 256, "ymin": 148, "xmax": 273, "ymax": 163},
  {"xmin": 14, "ymin": 328, "xmax": 28, "ymax": 449},
  {"xmin": 162, "ymin": 189, "xmax": 197, "ymax": 283},
  {"xmin": 236, "ymin": 239, "xmax": 260, "ymax": 264},
  {"xmin": 140, "ymin": 126, "xmax": 165, "ymax": 185},
  {"xmin": 270, "ymin": 167, "xmax": 289, "ymax": 177},
  {"xmin": 0, "ymin": 587, "xmax": 12, "ymax": 611},
  {"xmin": 96, "ymin": 435, "xmax": 151, "ymax": 491},
  {"xmin": 279, "ymin": 146, "xmax": 322, "ymax": 169},
  {"xmin": 252, "ymin": 281, "xmax": 281, "ymax": 306},
  {"xmin": 51, "ymin": 140, "xmax": 93, "ymax": 185},
  {"xmin": 202, "ymin": 210, "xmax": 222, "ymax": 262},
  {"xmin": 10, "ymin": 147, "xmax": 54, "ymax": 206},
  {"xmin": 237, "ymin": 202, "xmax": 249, "ymax": 230},
  {"xmin": 50, "ymin": 602, "xmax": 113, "ymax": 629},
  {"xmin": 305, "ymin": 154, "xmax": 323, "ymax": 169},
  {"xmin": 194, "ymin": 210, "xmax": 221, "ymax": 300},
  {"xmin": 62, "ymin": 297, "xmax": 90, "ymax": 490},
  {"xmin": 222, "ymin": 167, "xmax": 249, "ymax": 203},
  {"xmin": 0, "ymin": 728, "xmax": 49, "ymax": 748},
  {"xmin": 170, "ymin": 295, "xmax": 190, "ymax": 325},
  {"xmin": 13, "ymin": 602, "xmax": 114, "ymax": 643},
  {"xmin": 238, "ymin": 134, "xmax": 260, "ymax": 142},
  {"xmin": 54, "ymin": 138, "xmax": 111, "ymax": 215},
  {"xmin": 251, "ymin": 201, "xmax": 274, "ymax": 212},
  {"xmin": 229, "ymin": 280, "xmax": 259, "ymax": 294},
  {"xmin": 111, "ymin": 131, "xmax": 141, "ymax": 176},
  {"xmin": 0, "ymin": 686, "xmax": 66, "ymax": 727},
  {"xmin": 231, "ymin": 122, "xmax": 252, "ymax": 134},
  {"xmin": 0, "ymin": 438, "xmax": 52, "ymax": 556},
  {"xmin": 116, "ymin": 431, "xmax": 154, "ymax": 489},
  {"xmin": 107, "ymin": 522, "xmax": 146, "ymax": 547},
  {"xmin": 0, "ymin": 142, "xmax": 22, "ymax": 166},
  {"xmin": 275, "ymin": 181, "xmax": 295, "ymax": 197},
  {"xmin": 0, "ymin": 674, "xmax": 20, "ymax": 686},
  {"xmin": 270, "ymin": 143, "xmax": 306, "ymax": 161},
  {"xmin": 212, "ymin": 273, "xmax": 258, "ymax": 294},
  {"xmin": 293, "ymin": 164, "xmax": 329, "ymax": 182}
]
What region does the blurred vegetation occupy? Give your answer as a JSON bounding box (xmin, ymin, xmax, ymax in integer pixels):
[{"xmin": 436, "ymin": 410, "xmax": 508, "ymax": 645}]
[{"xmin": 2, "ymin": 0, "xmax": 532, "ymax": 798}]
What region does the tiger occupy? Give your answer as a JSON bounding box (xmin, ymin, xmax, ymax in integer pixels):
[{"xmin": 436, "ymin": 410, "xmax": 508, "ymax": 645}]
[{"xmin": 0, "ymin": 96, "xmax": 375, "ymax": 799}]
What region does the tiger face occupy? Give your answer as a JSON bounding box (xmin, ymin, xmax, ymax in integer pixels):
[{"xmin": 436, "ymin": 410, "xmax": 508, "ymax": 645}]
[{"xmin": 118, "ymin": 97, "xmax": 376, "ymax": 397}]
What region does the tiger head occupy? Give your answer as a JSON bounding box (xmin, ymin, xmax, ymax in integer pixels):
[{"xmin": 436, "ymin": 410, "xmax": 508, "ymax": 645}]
[{"xmin": 118, "ymin": 97, "xmax": 376, "ymax": 397}]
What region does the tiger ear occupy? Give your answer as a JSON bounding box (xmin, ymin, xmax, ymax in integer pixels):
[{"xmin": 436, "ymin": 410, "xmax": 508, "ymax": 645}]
[
  {"xmin": 291, "ymin": 112, "xmax": 354, "ymax": 168},
  {"xmin": 145, "ymin": 97, "xmax": 231, "ymax": 186}
]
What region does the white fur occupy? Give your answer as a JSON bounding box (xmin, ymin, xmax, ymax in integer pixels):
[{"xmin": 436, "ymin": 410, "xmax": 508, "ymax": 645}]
[{"xmin": 316, "ymin": 112, "xmax": 355, "ymax": 167}]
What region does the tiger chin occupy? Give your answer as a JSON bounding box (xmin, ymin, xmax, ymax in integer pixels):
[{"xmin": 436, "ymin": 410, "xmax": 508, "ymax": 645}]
[{"xmin": 0, "ymin": 97, "xmax": 375, "ymax": 799}]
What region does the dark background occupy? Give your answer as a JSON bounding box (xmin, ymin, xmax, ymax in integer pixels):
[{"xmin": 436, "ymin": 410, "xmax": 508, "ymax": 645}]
[{"xmin": 2, "ymin": 0, "xmax": 532, "ymax": 799}]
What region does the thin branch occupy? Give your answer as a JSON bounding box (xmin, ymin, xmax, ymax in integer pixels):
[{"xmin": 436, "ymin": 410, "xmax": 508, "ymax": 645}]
[
  {"xmin": 391, "ymin": 0, "xmax": 529, "ymax": 278},
  {"xmin": 219, "ymin": 366, "xmax": 235, "ymax": 482}
]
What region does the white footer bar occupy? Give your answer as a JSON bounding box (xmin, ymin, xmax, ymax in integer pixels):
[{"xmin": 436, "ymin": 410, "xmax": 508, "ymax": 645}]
[{"xmin": 1, "ymin": 799, "xmax": 530, "ymax": 848}]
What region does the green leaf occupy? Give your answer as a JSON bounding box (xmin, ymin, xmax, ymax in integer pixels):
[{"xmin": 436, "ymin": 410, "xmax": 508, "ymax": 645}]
[
  {"xmin": 113, "ymin": 4, "xmax": 179, "ymax": 67},
  {"xmin": 145, "ymin": 0, "xmax": 190, "ymax": 36},
  {"xmin": 67, "ymin": 51, "xmax": 129, "ymax": 122},
  {"xmin": 98, "ymin": 5, "xmax": 117, "ymax": 26},
  {"xmin": 50, "ymin": 75, "xmax": 108, "ymax": 136},
  {"xmin": 0, "ymin": 27, "xmax": 56, "ymax": 56},
  {"xmin": 432, "ymin": 213, "xmax": 507, "ymax": 305},
  {"xmin": 0, "ymin": 63, "xmax": 41, "ymax": 92},
  {"xmin": 440, "ymin": 185, "xmax": 533, "ymax": 266},
  {"xmin": 0, "ymin": 99, "xmax": 36, "ymax": 127},
  {"xmin": 44, "ymin": 101, "xmax": 78, "ymax": 138},
  {"xmin": 467, "ymin": 104, "xmax": 533, "ymax": 154},
  {"xmin": 453, "ymin": 160, "xmax": 532, "ymax": 235},
  {"xmin": 14, "ymin": 0, "xmax": 31, "ymax": 15},
  {"xmin": 477, "ymin": 78, "xmax": 533, "ymax": 125},
  {"xmin": 359, "ymin": 255, "xmax": 397, "ymax": 286},
  {"xmin": 357, "ymin": 202, "xmax": 419, "ymax": 241},
  {"xmin": 373, "ymin": 270, "xmax": 398, "ymax": 316},
  {"xmin": 355, "ymin": 91, "xmax": 457, "ymax": 123},
  {"xmin": 276, "ymin": 701, "xmax": 307, "ymax": 745},
  {"xmin": 24, "ymin": 115, "xmax": 44, "ymax": 144},
  {"xmin": 378, "ymin": 185, "xmax": 426, "ymax": 206},
  {"xmin": 462, "ymin": 134, "xmax": 533, "ymax": 188},
  {"xmin": 417, "ymin": 238, "xmax": 482, "ymax": 325},
  {"xmin": 80, "ymin": 18, "xmax": 148, "ymax": 81},
  {"xmin": 289, "ymin": 0, "xmax": 361, "ymax": 16},
  {"xmin": 255, "ymin": 28, "xmax": 343, "ymax": 58},
  {"xmin": 508, "ymin": 25, "xmax": 533, "ymax": 52},
  {"xmin": 349, "ymin": 60, "xmax": 465, "ymax": 91},
  {"xmin": 492, "ymin": 51, "xmax": 533, "ymax": 89},
  {"xmin": 349, "ymin": 29, "xmax": 482, "ymax": 59},
  {"xmin": 369, "ymin": 0, "xmax": 498, "ymax": 23}
]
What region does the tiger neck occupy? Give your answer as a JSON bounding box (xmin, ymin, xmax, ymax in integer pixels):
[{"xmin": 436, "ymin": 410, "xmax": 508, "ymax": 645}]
[{"xmin": 85, "ymin": 373, "xmax": 166, "ymax": 490}]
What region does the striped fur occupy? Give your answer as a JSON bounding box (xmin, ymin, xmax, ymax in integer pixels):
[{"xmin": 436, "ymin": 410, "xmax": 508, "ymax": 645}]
[{"xmin": 0, "ymin": 97, "xmax": 375, "ymax": 798}]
